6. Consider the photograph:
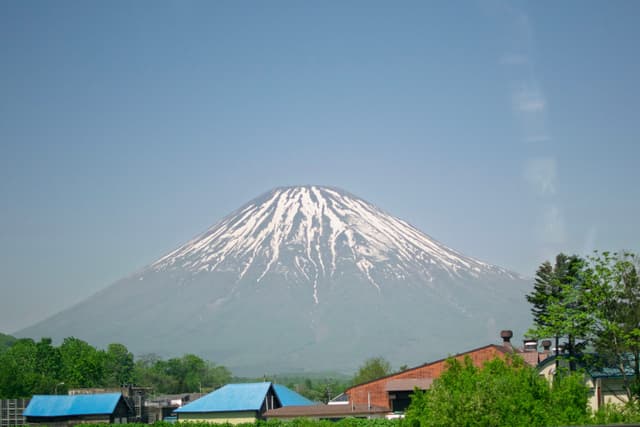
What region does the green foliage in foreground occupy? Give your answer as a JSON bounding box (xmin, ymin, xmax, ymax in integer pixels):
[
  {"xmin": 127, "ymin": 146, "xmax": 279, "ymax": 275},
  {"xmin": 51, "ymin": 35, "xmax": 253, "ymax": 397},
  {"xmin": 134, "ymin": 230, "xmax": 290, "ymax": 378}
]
[
  {"xmin": 404, "ymin": 355, "xmax": 591, "ymax": 427},
  {"xmin": 591, "ymin": 403, "xmax": 640, "ymax": 425},
  {"xmin": 36, "ymin": 407, "xmax": 640, "ymax": 427},
  {"xmin": 70, "ymin": 420, "xmax": 401, "ymax": 427},
  {"xmin": 259, "ymin": 419, "xmax": 400, "ymax": 427}
]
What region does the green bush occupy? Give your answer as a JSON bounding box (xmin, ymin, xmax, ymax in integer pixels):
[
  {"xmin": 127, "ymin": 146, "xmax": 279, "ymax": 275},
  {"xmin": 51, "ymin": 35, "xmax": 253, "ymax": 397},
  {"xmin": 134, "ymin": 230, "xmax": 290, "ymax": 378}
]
[
  {"xmin": 592, "ymin": 402, "xmax": 640, "ymax": 425},
  {"xmin": 403, "ymin": 355, "xmax": 591, "ymax": 427}
]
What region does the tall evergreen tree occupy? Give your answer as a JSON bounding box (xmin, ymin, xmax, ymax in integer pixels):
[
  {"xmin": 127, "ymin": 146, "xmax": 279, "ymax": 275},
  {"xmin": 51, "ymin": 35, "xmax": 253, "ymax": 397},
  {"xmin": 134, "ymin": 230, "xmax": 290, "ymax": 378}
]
[
  {"xmin": 527, "ymin": 259, "xmax": 557, "ymax": 326},
  {"xmin": 526, "ymin": 254, "xmax": 589, "ymax": 370}
]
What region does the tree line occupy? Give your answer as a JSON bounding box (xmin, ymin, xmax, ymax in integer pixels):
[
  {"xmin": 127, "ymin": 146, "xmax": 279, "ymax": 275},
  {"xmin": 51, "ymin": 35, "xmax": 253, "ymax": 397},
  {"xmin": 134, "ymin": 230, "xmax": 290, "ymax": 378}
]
[
  {"xmin": 0, "ymin": 336, "xmax": 231, "ymax": 398},
  {"xmin": 0, "ymin": 333, "xmax": 390, "ymax": 401}
]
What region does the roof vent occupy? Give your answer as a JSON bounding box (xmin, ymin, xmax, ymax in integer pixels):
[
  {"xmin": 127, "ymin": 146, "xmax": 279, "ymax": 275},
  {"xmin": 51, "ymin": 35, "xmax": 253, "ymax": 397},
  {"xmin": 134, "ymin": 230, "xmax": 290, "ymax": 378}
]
[
  {"xmin": 523, "ymin": 339, "xmax": 538, "ymax": 352},
  {"xmin": 500, "ymin": 330, "xmax": 513, "ymax": 342},
  {"xmin": 500, "ymin": 330, "xmax": 513, "ymax": 350}
]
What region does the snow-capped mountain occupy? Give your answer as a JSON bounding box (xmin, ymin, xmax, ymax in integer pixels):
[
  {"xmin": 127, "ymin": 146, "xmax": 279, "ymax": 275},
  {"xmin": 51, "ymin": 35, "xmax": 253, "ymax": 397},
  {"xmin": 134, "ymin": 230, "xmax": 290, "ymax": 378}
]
[
  {"xmin": 153, "ymin": 186, "xmax": 518, "ymax": 288},
  {"xmin": 19, "ymin": 186, "xmax": 531, "ymax": 374}
]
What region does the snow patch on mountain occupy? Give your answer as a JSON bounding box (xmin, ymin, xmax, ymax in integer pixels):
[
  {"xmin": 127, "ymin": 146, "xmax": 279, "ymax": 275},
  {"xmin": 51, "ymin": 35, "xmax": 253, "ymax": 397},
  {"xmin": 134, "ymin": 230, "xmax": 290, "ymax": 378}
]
[{"xmin": 151, "ymin": 186, "xmax": 520, "ymax": 296}]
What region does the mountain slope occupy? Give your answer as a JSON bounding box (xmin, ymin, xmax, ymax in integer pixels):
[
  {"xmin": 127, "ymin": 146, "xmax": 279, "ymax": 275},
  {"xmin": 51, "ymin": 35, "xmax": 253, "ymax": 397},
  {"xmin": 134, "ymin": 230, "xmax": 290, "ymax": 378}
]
[{"xmin": 19, "ymin": 186, "xmax": 531, "ymax": 374}]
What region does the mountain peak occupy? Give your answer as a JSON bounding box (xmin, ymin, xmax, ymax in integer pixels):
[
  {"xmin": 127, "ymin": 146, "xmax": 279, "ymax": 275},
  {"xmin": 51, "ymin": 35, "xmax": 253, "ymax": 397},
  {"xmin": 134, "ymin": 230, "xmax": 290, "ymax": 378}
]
[{"xmin": 151, "ymin": 186, "xmax": 518, "ymax": 299}]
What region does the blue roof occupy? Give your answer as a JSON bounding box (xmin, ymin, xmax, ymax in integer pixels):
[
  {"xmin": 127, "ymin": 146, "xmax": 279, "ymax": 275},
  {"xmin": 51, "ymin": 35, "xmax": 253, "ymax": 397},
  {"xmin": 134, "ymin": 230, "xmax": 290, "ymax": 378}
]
[
  {"xmin": 24, "ymin": 393, "xmax": 123, "ymax": 417},
  {"xmin": 587, "ymin": 353, "xmax": 637, "ymax": 379},
  {"xmin": 176, "ymin": 383, "xmax": 273, "ymax": 413},
  {"xmin": 537, "ymin": 353, "xmax": 638, "ymax": 379},
  {"xmin": 175, "ymin": 383, "xmax": 313, "ymax": 413},
  {"xmin": 273, "ymin": 384, "xmax": 314, "ymax": 406}
]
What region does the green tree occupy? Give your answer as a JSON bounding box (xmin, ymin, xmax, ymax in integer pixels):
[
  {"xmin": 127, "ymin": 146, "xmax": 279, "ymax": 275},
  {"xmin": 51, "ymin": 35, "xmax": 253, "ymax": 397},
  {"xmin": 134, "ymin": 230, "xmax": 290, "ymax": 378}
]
[
  {"xmin": 352, "ymin": 357, "xmax": 392, "ymax": 385},
  {"xmin": 527, "ymin": 251, "xmax": 640, "ymax": 403},
  {"xmin": 527, "ymin": 258, "xmax": 559, "ymax": 327},
  {"xmin": 203, "ymin": 361, "xmax": 232, "ymax": 391},
  {"xmin": 132, "ymin": 353, "xmax": 174, "ymax": 393},
  {"xmin": 278, "ymin": 376, "xmax": 349, "ymax": 403},
  {"xmin": 0, "ymin": 338, "xmax": 38, "ymax": 397},
  {"xmin": 584, "ymin": 251, "xmax": 640, "ymax": 402},
  {"xmin": 404, "ymin": 355, "xmax": 590, "ymax": 427},
  {"xmin": 59, "ymin": 337, "xmax": 106, "ymax": 388},
  {"xmin": 132, "ymin": 353, "xmax": 231, "ymax": 393},
  {"xmin": 166, "ymin": 354, "xmax": 207, "ymax": 392},
  {"xmin": 34, "ymin": 338, "xmax": 63, "ymax": 393},
  {"xmin": 104, "ymin": 343, "xmax": 134, "ymax": 387},
  {"xmin": 0, "ymin": 333, "xmax": 17, "ymax": 353},
  {"xmin": 526, "ymin": 254, "xmax": 591, "ymax": 370},
  {"xmin": 0, "ymin": 337, "xmax": 66, "ymax": 397}
]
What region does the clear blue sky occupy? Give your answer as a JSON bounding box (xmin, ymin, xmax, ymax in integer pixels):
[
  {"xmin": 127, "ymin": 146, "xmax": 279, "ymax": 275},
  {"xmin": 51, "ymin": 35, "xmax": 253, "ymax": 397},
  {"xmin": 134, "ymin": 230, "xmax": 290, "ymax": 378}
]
[{"xmin": 1, "ymin": 1, "xmax": 639, "ymax": 333}]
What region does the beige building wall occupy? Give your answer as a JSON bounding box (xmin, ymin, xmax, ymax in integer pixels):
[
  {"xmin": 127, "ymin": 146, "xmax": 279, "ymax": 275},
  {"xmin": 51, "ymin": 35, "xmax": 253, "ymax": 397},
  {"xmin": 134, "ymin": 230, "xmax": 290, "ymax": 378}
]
[
  {"xmin": 587, "ymin": 377, "xmax": 630, "ymax": 409},
  {"xmin": 538, "ymin": 362, "xmax": 631, "ymax": 411},
  {"xmin": 538, "ymin": 362, "xmax": 555, "ymax": 382},
  {"xmin": 178, "ymin": 411, "xmax": 258, "ymax": 424}
]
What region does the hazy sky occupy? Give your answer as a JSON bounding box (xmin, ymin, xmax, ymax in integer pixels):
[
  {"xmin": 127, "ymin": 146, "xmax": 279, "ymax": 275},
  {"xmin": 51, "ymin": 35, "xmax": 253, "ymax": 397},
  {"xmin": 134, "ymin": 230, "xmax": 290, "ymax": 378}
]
[{"xmin": 1, "ymin": 1, "xmax": 639, "ymax": 333}]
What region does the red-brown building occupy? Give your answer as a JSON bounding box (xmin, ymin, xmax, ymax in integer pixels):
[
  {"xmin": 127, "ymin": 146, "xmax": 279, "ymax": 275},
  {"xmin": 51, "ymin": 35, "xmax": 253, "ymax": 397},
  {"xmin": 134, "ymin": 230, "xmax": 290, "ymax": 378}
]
[{"xmin": 345, "ymin": 330, "xmax": 550, "ymax": 413}]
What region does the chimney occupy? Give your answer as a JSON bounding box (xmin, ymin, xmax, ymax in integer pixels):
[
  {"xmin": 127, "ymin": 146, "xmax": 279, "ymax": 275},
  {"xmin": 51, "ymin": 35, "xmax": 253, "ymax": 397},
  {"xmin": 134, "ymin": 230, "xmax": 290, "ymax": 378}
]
[
  {"xmin": 541, "ymin": 340, "xmax": 552, "ymax": 354},
  {"xmin": 500, "ymin": 330, "xmax": 513, "ymax": 351},
  {"xmin": 523, "ymin": 339, "xmax": 538, "ymax": 352}
]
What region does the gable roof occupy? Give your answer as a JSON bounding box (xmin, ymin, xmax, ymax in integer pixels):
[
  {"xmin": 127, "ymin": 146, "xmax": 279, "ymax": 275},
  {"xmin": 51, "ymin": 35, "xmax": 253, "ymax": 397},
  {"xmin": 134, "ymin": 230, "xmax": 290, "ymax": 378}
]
[
  {"xmin": 176, "ymin": 383, "xmax": 273, "ymax": 413},
  {"xmin": 346, "ymin": 344, "xmax": 509, "ymax": 391},
  {"xmin": 273, "ymin": 384, "xmax": 314, "ymax": 406},
  {"xmin": 175, "ymin": 383, "xmax": 314, "ymax": 413},
  {"xmin": 328, "ymin": 392, "xmax": 349, "ymax": 404},
  {"xmin": 24, "ymin": 393, "xmax": 123, "ymax": 417}
]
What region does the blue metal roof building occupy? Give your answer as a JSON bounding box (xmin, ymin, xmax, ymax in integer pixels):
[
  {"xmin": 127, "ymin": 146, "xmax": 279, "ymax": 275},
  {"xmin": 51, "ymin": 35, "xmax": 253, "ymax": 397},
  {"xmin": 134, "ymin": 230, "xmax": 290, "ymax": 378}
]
[
  {"xmin": 175, "ymin": 382, "xmax": 313, "ymax": 424},
  {"xmin": 176, "ymin": 383, "xmax": 273, "ymax": 413},
  {"xmin": 23, "ymin": 393, "xmax": 134, "ymax": 424}
]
